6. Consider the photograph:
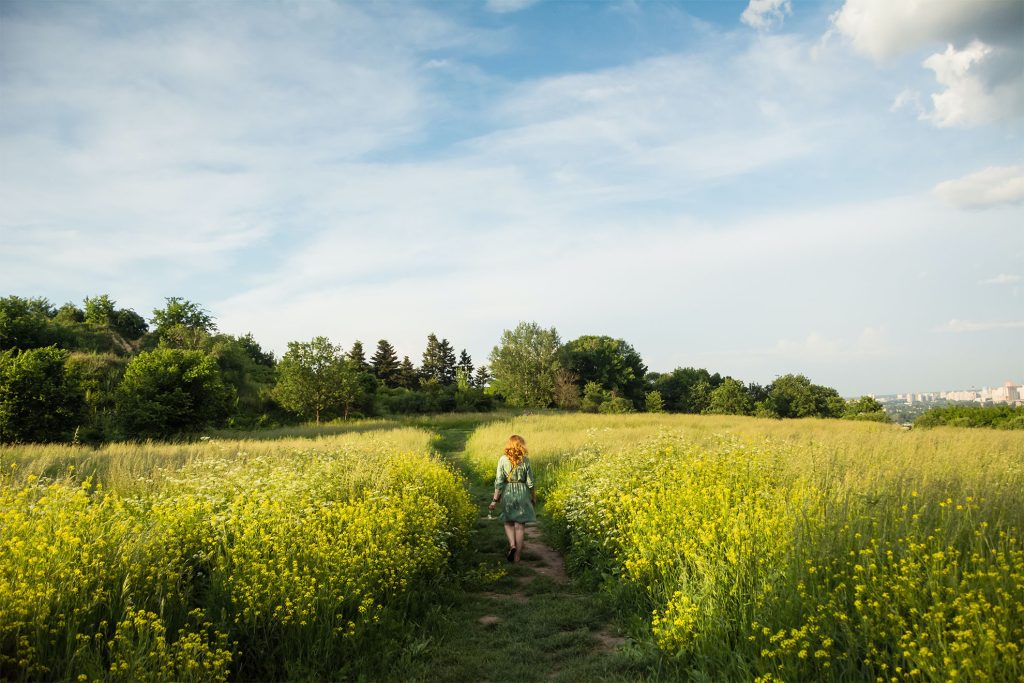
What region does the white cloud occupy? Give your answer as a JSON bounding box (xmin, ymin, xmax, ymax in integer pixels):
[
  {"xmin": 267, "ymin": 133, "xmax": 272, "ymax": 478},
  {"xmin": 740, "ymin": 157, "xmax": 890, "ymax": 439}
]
[
  {"xmin": 741, "ymin": 0, "xmax": 792, "ymax": 31},
  {"xmin": 980, "ymin": 274, "xmax": 1021, "ymax": 285},
  {"xmin": 485, "ymin": 0, "xmax": 540, "ymax": 13},
  {"xmin": 923, "ymin": 41, "xmax": 1023, "ymax": 127},
  {"xmin": 830, "ymin": 0, "xmax": 1024, "ymax": 127},
  {"xmin": 939, "ymin": 319, "xmax": 1024, "ymax": 333},
  {"xmin": 830, "ymin": 0, "xmax": 1020, "ymax": 61},
  {"xmin": 933, "ymin": 165, "xmax": 1024, "ymax": 209}
]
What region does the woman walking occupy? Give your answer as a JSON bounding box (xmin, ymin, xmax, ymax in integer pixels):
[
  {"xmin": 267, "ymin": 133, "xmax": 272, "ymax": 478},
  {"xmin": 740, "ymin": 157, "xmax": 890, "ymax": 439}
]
[{"xmin": 488, "ymin": 434, "xmax": 536, "ymax": 562}]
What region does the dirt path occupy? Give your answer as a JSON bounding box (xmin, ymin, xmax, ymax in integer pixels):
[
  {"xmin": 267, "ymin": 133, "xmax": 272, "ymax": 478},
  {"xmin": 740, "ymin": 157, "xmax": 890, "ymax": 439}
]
[{"xmin": 389, "ymin": 426, "xmax": 637, "ymax": 682}]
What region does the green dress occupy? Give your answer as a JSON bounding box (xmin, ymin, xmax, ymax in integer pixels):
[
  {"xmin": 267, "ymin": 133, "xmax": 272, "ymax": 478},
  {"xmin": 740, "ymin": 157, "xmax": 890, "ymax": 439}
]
[{"xmin": 495, "ymin": 455, "xmax": 536, "ymax": 523}]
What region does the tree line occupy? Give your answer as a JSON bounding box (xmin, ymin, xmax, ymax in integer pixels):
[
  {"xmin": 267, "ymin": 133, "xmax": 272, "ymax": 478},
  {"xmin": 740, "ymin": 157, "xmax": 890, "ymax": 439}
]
[{"xmin": 0, "ymin": 296, "xmax": 886, "ymax": 443}]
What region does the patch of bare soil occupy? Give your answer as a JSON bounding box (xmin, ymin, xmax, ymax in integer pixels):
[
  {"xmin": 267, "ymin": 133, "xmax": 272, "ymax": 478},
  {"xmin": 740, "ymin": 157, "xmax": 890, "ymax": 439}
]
[
  {"xmin": 523, "ymin": 525, "xmax": 569, "ymax": 585},
  {"xmin": 593, "ymin": 627, "xmax": 626, "ymax": 652},
  {"xmin": 480, "ymin": 591, "xmax": 529, "ymax": 604}
]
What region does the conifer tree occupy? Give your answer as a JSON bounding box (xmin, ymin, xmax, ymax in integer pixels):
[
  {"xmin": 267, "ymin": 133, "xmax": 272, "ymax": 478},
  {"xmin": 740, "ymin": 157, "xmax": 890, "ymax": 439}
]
[
  {"xmin": 473, "ymin": 364, "xmax": 492, "ymax": 389},
  {"xmin": 457, "ymin": 349, "xmax": 474, "ymax": 383},
  {"xmin": 420, "ymin": 334, "xmax": 442, "ymax": 383},
  {"xmin": 420, "ymin": 334, "xmax": 457, "ymax": 385},
  {"xmin": 348, "ymin": 340, "xmax": 369, "ymax": 372},
  {"xmin": 371, "ymin": 339, "xmax": 400, "ymax": 387},
  {"xmin": 398, "ymin": 355, "xmax": 418, "ymax": 389},
  {"xmin": 438, "ymin": 338, "xmax": 457, "ymax": 385}
]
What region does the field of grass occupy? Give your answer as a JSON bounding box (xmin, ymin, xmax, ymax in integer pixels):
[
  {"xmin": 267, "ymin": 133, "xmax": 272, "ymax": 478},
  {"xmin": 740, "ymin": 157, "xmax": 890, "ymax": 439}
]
[
  {"xmin": 4, "ymin": 413, "xmax": 1022, "ymax": 681},
  {"xmin": 467, "ymin": 414, "xmax": 1024, "ymax": 681},
  {"xmin": 0, "ymin": 428, "xmax": 473, "ymax": 681}
]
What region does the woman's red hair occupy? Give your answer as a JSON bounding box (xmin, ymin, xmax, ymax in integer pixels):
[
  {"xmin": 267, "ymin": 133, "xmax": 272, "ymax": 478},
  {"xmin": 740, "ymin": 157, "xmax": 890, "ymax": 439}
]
[{"xmin": 504, "ymin": 434, "xmax": 527, "ymax": 469}]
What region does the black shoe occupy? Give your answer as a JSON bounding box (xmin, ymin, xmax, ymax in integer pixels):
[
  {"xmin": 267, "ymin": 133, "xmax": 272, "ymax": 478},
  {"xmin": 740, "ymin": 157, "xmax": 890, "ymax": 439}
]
[{"xmin": 506, "ymin": 547, "xmax": 516, "ymax": 563}]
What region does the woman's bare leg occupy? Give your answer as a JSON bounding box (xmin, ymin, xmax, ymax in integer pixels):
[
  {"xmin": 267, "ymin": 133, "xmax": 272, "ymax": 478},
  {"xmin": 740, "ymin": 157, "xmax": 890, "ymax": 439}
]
[
  {"xmin": 514, "ymin": 523, "xmax": 525, "ymax": 561},
  {"xmin": 503, "ymin": 522, "xmax": 516, "ymax": 550}
]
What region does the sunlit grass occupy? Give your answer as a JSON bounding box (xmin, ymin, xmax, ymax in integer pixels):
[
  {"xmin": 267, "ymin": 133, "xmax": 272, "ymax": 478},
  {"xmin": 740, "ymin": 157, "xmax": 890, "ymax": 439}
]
[
  {"xmin": 469, "ymin": 413, "xmax": 1024, "ymax": 681},
  {"xmin": 0, "ymin": 428, "xmax": 473, "ymax": 680}
]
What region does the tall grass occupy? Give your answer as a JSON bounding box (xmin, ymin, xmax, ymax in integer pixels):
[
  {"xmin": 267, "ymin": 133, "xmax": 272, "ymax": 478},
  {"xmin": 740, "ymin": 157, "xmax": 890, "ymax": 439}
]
[
  {"xmin": 468, "ymin": 414, "xmax": 1024, "ymax": 681},
  {"xmin": 0, "ymin": 429, "xmax": 473, "ymax": 681}
]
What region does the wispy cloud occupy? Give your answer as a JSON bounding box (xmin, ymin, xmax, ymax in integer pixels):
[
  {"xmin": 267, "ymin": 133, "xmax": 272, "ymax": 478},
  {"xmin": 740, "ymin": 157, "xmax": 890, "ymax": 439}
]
[
  {"xmin": 938, "ymin": 319, "xmax": 1024, "ymax": 333},
  {"xmin": 933, "ymin": 165, "xmax": 1024, "ymax": 209},
  {"xmin": 980, "ymin": 274, "xmax": 1021, "ymax": 285},
  {"xmin": 485, "ymin": 0, "xmax": 540, "ymax": 14},
  {"xmin": 741, "ymin": 0, "xmax": 792, "ymax": 32}
]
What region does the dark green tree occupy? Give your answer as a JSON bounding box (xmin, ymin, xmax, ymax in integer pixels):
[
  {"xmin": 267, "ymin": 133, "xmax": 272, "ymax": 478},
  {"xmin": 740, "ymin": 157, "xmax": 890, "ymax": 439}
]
[
  {"xmin": 421, "ymin": 334, "xmax": 457, "ymax": 385},
  {"xmin": 457, "ymin": 349, "xmax": 474, "ymax": 382},
  {"xmin": 652, "ymin": 367, "xmax": 724, "ymax": 413},
  {"xmin": 473, "ymin": 364, "xmax": 492, "ymax": 389},
  {"xmin": 112, "ymin": 308, "xmax": 148, "ymax": 340},
  {"xmin": 489, "ymin": 322, "xmax": 561, "ymax": 408},
  {"xmin": 371, "ymin": 339, "xmax": 401, "ymax": 387},
  {"xmin": 348, "ymin": 340, "xmax": 370, "ymax": 373},
  {"xmin": 559, "ymin": 335, "xmax": 648, "ymax": 409},
  {"xmin": 238, "ymin": 333, "xmax": 276, "ymax": 367},
  {"xmin": 0, "ymin": 295, "xmax": 56, "ymax": 350},
  {"xmin": 397, "ymin": 355, "xmax": 419, "ymax": 389},
  {"xmin": 0, "ymin": 346, "xmax": 86, "ymax": 443},
  {"xmin": 115, "ymin": 348, "xmax": 233, "ymax": 439},
  {"xmin": 764, "ymin": 374, "xmax": 845, "ymax": 419}
]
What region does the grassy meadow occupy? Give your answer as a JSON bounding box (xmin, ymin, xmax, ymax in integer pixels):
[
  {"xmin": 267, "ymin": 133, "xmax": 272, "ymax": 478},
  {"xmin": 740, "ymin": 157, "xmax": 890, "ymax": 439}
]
[
  {"xmin": 468, "ymin": 414, "xmax": 1024, "ymax": 682},
  {"xmin": 0, "ymin": 427, "xmax": 474, "ymax": 681},
  {"xmin": 2, "ymin": 412, "xmax": 1022, "ymax": 681}
]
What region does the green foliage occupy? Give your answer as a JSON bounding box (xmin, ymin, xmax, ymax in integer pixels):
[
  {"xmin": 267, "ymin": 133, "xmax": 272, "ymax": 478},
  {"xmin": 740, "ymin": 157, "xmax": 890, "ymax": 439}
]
[
  {"xmin": 457, "ymin": 349, "xmax": 474, "ymax": 383},
  {"xmin": 274, "ymin": 337, "xmax": 350, "ymax": 424},
  {"xmin": 580, "ymin": 381, "xmax": 632, "ymax": 413},
  {"xmin": 397, "ymin": 355, "xmax": 419, "ymax": 389},
  {"xmin": 644, "ymin": 389, "xmax": 665, "ymax": 413},
  {"xmin": 844, "ymin": 395, "xmax": 891, "ymax": 423},
  {"xmin": 705, "ymin": 378, "xmax": 753, "ymax": 415},
  {"xmin": 54, "ymin": 302, "xmax": 85, "ymax": 324},
  {"xmin": 560, "ymin": 335, "xmax": 648, "ymax": 409},
  {"xmin": 66, "ymin": 352, "xmax": 128, "ymax": 441},
  {"xmin": 472, "ymin": 364, "xmax": 492, "ymax": 389},
  {"xmin": 348, "ymin": 340, "xmax": 370, "ymax": 372},
  {"xmin": 915, "ymin": 404, "xmax": 1024, "ymax": 430},
  {"xmin": 0, "ymin": 295, "xmax": 57, "ymax": 350},
  {"xmin": 83, "ymin": 295, "xmax": 117, "ymax": 326},
  {"xmin": 553, "ymin": 368, "xmax": 582, "ymax": 410},
  {"xmin": 765, "ymin": 374, "xmax": 845, "ymax": 419},
  {"xmin": 489, "ymin": 321, "xmax": 561, "ymax": 408},
  {"xmin": 112, "ymin": 308, "xmax": 148, "ymax": 340},
  {"xmin": 204, "ymin": 334, "xmax": 279, "ymax": 428},
  {"xmin": 371, "ymin": 339, "xmax": 401, "ymax": 387},
  {"xmin": 651, "ymin": 367, "xmax": 723, "ymax": 413},
  {"xmin": 237, "ymin": 332, "xmax": 275, "ymax": 367},
  {"xmin": 151, "ymin": 297, "xmax": 215, "ymax": 348},
  {"xmin": 115, "ymin": 348, "xmax": 233, "ymax": 439},
  {"xmin": 420, "ymin": 334, "xmax": 457, "ymax": 386},
  {"xmin": 0, "ymin": 346, "xmax": 86, "ymax": 443}
]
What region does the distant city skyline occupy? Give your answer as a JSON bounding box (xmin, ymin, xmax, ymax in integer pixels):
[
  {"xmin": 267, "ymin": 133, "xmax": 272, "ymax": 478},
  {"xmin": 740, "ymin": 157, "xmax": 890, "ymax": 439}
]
[{"xmin": 2, "ymin": 0, "xmax": 1021, "ymax": 397}]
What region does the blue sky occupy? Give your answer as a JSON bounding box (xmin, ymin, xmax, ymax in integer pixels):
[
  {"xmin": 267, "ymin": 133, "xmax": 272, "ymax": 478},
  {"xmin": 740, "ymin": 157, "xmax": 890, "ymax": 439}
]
[{"xmin": 1, "ymin": 0, "xmax": 1021, "ymax": 395}]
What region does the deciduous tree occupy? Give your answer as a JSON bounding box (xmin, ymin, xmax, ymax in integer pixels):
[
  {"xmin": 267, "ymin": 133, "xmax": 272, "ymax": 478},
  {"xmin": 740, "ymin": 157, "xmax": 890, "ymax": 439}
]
[
  {"xmin": 489, "ymin": 322, "xmax": 561, "ymax": 408},
  {"xmin": 115, "ymin": 348, "xmax": 233, "ymax": 438},
  {"xmin": 0, "ymin": 346, "xmax": 86, "ymax": 443}
]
